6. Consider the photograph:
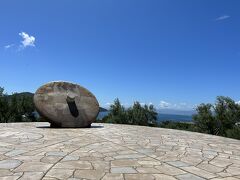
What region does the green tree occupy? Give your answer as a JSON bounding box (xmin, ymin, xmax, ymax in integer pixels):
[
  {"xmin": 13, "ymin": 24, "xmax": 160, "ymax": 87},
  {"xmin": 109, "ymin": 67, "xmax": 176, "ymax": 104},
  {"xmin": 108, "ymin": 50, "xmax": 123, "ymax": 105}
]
[
  {"xmin": 193, "ymin": 103, "xmax": 217, "ymax": 134},
  {"xmin": 226, "ymin": 126, "xmax": 240, "ymax": 140},
  {"xmin": 9, "ymin": 93, "xmax": 23, "ymax": 122},
  {"xmin": 102, "ymin": 99, "xmax": 158, "ymax": 126},
  {"xmin": 214, "ymin": 96, "xmax": 240, "ymax": 136},
  {"xmin": 129, "ymin": 102, "xmax": 147, "ymax": 125},
  {"xmin": 0, "ymin": 87, "xmax": 10, "ymax": 123},
  {"xmin": 108, "ymin": 98, "xmax": 127, "ymax": 124},
  {"xmin": 8, "ymin": 93, "xmax": 36, "ymax": 122},
  {"xmin": 145, "ymin": 104, "xmax": 158, "ymax": 126},
  {"xmin": 125, "ymin": 102, "xmax": 157, "ymax": 126},
  {"xmin": 193, "ymin": 96, "xmax": 240, "ymax": 138},
  {"xmin": 0, "ymin": 87, "xmax": 4, "ymax": 96},
  {"xmin": 21, "ymin": 95, "xmax": 36, "ymax": 121}
]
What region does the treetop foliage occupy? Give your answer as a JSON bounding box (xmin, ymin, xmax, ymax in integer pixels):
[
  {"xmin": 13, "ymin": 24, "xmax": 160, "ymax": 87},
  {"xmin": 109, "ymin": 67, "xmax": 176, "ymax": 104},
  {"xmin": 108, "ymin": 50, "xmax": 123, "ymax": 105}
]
[
  {"xmin": 101, "ymin": 98, "xmax": 158, "ymax": 127},
  {"xmin": 193, "ymin": 96, "xmax": 240, "ymax": 138},
  {"xmin": 0, "ymin": 87, "xmax": 37, "ymax": 123}
]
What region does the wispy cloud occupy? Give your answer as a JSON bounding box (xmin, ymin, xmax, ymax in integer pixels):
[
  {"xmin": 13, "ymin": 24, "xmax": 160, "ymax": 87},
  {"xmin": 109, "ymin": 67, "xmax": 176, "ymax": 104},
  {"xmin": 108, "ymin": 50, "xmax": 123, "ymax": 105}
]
[
  {"xmin": 4, "ymin": 32, "xmax": 36, "ymax": 51},
  {"xmin": 105, "ymin": 102, "xmax": 113, "ymax": 106},
  {"xmin": 215, "ymin": 15, "xmax": 230, "ymax": 21},
  {"xmin": 103, "ymin": 100, "xmax": 194, "ymax": 110},
  {"xmin": 179, "ymin": 102, "xmax": 187, "ymax": 106},
  {"xmin": 4, "ymin": 44, "xmax": 14, "ymax": 49},
  {"xmin": 159, "ymin": 101, "xmax": 170, "ymax": 108},
  {"xmin": 159, "ymin": 101, "xmax": 194, "ymax": 110},
  {"xmin": 19, "ymin": 32, "xmax": 35, "ymax": 49}
]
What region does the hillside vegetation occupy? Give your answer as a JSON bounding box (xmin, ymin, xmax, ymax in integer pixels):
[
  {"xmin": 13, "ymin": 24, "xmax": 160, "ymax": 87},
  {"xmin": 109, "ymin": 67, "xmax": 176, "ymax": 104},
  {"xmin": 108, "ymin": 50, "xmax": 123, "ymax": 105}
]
[{"xmin": 0, "ymin": 88, "xmax": 36, "ymax": 122}]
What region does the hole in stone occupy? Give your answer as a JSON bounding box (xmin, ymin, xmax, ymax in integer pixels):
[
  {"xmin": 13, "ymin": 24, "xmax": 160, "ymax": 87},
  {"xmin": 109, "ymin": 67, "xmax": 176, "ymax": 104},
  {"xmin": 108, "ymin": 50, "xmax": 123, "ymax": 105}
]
[{"xmin": 66, "ymin": 96, "xmax": 79, "ymax": 117}]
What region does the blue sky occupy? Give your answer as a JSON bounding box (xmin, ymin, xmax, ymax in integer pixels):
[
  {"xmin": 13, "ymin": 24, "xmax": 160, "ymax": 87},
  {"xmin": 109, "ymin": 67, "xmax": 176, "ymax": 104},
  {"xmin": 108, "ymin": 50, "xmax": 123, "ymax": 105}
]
[{"xmin": 1, "ymin": 0, "xmax": 240, "ymax": 110}]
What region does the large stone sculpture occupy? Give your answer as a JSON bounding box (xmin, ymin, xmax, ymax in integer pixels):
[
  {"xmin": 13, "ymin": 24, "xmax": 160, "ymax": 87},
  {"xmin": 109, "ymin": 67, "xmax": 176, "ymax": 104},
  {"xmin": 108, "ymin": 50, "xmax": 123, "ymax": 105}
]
[{"xmin": 34, "ymin": 81, "xmax": 99, "ymax": 127}]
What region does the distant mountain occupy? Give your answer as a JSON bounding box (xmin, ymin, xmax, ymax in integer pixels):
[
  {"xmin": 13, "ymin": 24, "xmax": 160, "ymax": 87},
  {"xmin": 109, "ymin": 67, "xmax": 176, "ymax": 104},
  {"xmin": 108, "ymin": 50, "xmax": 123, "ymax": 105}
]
[
  {"xmin": 6, "ymin": 92, "xmax": 34, "ymax": 101},
  {"xmin": 99, "ymin": 107, "xmax": 108, "ymax": 112}
]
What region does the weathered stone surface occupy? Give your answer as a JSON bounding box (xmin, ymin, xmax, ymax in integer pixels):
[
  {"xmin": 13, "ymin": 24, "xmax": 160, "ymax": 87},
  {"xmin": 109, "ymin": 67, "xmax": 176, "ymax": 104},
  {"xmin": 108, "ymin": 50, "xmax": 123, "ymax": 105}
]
[
  {"xmin": 181, "ymin": 166, "xmax": 217, "ymax": 179},
  {"xmin": 61, "ymin": 155, "xmax": 79, "ymax": 162},
  {"xmin": 0, "ymin": 169, "xmax": 13, "ymax": 176},
  {"xmin": 0, "ymin": 160, "xmax": 22, "ymax": 169},
  {"xmin": 154, "ymin": 163, "xmax": 186, "ymax": 175},
  {"xmin": 153, "ymin": 174, "xmax": 177, "ymax": 180},
  {"xmin": 0, "ymin": 122, "xmax": 240, "ymax": 179},
  {"xmin": 19, "ymin": 172, "xmax": 44, "ymax": 180},
  {"xmin": 40, "ymin": 156, "xmax": 62, "ymax": 164},
  {"xmin": 136, "ymin": 167, "xmax": 160, "ymax": 173},
  {"xmin": 4, "ymin": 150, "xmax": 27, "ymax": 157},
  {"xmin": 111, "ymin": 167, "xmax": 138, "ymax": 174},
  {"xmin": 166, "ymin": 160, "xmax": 190, "ymax": 167},
  {"xmin": 13, "ymin": 162, "xmax": 52, "ymax": 172},
  {"xmin": 111, "ymin": 160, "xmax": 140, "ymax": 167},
  {"xmin": 124, "ymin": 173, "xmax": 155, "ymax": 180},
  {"xmin": 0, "ymin": 175, "xmax": 21, "ymax": 180},
  {"xmin": 45, "ymin": 151, "xmax": 67, "ymax": 157},
  {"xmin": 74, "ymin": 169, "xmax": 105, "ymax": 179},
  {"xmin": 34, "ymin": 81, "xmax": 99, "ymax": 127},
  {"xmin": 197, "ymin": 161, "xmax": 224, "ymax": 173},
  {"xmin": 102, "ymin": 173, "xmax": 124, "ymax": 180},
  {"xmin": 54, "ymin": 160, "xmax": 92, "ymax": 169},
  {"xmin": 45, "ymin": 168, "xmax": 74, "ymax": 179},
  {"xmin": 176, "ymin": 173, "xmax": 205, "ymax": 180}
]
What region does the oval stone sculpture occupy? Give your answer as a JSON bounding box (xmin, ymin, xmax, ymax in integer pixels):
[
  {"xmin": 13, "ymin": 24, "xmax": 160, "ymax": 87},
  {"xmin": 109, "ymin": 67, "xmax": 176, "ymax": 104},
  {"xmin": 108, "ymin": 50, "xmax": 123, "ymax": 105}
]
[{"xmin": 34, "ymin": 81, "xmax": 99, "ymax": 128}]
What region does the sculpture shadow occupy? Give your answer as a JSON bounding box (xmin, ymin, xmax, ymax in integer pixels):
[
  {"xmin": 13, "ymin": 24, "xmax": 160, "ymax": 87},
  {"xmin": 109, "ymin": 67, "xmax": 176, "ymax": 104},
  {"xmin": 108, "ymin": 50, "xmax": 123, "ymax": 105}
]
[
  {"xmin": 36, "ymin": 124, "xmax": 104, "ymax": 129},
  {"xmin": 90, "ymin": 125, "xmax": 104, "ymax": 128}
]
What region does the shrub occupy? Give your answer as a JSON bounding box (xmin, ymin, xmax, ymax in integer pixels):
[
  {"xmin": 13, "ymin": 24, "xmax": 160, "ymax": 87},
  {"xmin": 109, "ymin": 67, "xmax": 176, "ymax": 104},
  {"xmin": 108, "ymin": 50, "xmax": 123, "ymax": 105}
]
[
  {"xmin": 226, "ymin": 126, "xmax": 240, "ymax": 140},
  {"xmin": 103, "ymin": 99, "xmax": 157, "ymax": 126}
]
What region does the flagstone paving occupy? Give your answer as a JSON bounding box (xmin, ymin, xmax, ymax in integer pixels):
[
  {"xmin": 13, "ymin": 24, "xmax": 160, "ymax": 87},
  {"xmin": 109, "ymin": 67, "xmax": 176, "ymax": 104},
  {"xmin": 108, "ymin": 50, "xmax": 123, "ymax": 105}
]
[{"xmin": 0, "ymin": 122, "xmax": 239, "ymax": 180}]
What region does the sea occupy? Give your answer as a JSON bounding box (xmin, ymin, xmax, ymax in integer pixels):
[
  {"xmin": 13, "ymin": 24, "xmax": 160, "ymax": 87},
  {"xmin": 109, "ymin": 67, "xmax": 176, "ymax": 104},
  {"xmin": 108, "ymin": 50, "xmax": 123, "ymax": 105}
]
[{"xmin": 97, "ymin": 112, "xmax": 192, "ymax": 122}]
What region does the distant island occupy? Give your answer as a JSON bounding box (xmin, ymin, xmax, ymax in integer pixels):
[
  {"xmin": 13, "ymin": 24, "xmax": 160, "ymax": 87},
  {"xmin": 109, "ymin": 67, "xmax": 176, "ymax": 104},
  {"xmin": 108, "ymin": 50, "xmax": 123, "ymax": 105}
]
[{"xmin": 99, "ymin": 107, "xmax": 108, "ymax": 112}]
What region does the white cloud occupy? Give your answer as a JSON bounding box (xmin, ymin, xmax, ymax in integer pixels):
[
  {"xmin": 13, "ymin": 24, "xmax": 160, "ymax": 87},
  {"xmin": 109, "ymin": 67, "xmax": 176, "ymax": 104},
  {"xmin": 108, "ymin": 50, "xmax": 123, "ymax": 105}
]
[
  {"xmin": 4, "ymin": 44, "xmax": 14, "ymax": 49},
  {"xmin": 103, "ymin": 100, "xmax": 194, "ymax": 110},
  {"xmin": 19, "ymin": 32, "xmax": 35, "ymax": 48},
  {"xmin": 174, "ymin": 103, "xmax": 194, "ymax": 110},
  {"xmin": 105, "ymin": 102, "xmax": 113, "ymax": 106},
  {"xmin": 159, "ymin": 101, "xmax": 194, "ymax": 110},
  {"xmin": 159, "ymin": 101, "xmax": 170, "ymax": 108},
  {"xmin": 236, "ymin": 101, "xmax": 240, "ymax": 105},
  {"xmin": 179, "ymin": 102, "xmax": 187, "ymax": 106},
  {"xmin": 215, "ymin": 15, "xmax": 230, "ymax": 21}
]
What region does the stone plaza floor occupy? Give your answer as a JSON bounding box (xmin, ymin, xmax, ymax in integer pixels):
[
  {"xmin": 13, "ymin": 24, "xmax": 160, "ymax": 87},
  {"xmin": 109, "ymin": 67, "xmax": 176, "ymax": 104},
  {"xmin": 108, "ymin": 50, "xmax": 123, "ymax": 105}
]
[{"xmin": 0, "ymin": 122, "xmax": 240, "ymax": 180}]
